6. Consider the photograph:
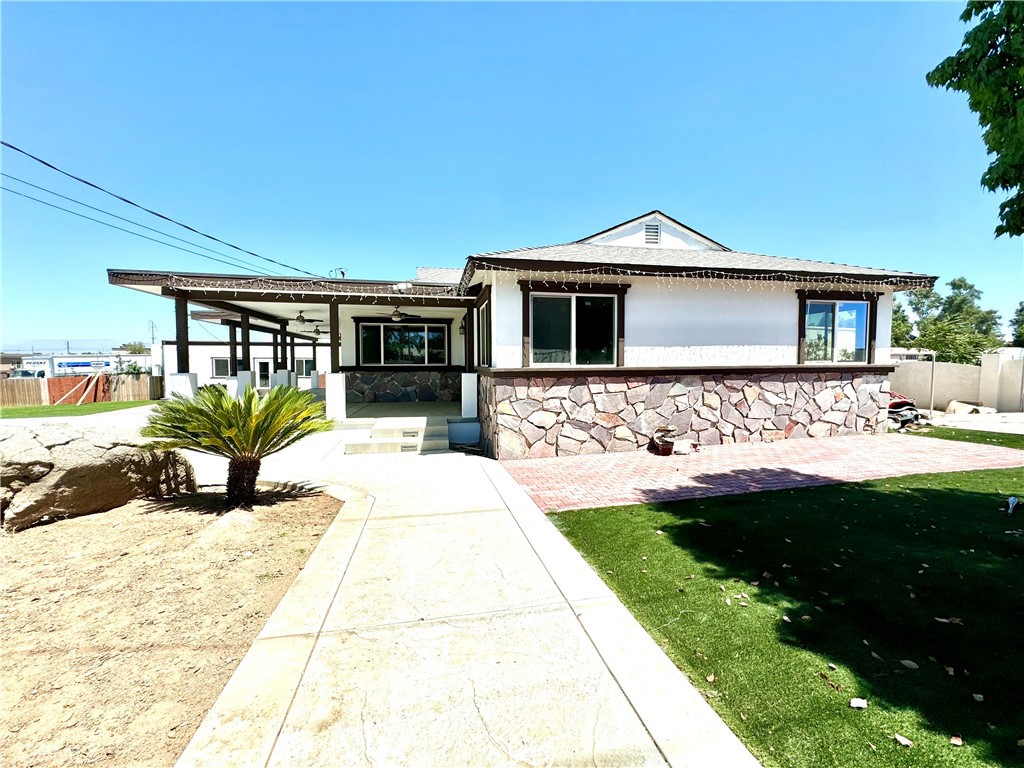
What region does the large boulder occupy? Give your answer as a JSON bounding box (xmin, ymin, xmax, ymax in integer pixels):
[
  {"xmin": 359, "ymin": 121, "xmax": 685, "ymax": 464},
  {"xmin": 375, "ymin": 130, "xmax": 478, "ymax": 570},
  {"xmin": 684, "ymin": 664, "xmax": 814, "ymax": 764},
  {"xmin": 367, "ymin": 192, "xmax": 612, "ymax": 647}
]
[{"xmin": 0, "ymin": 424, "xmax": 196, "ymax": 532}]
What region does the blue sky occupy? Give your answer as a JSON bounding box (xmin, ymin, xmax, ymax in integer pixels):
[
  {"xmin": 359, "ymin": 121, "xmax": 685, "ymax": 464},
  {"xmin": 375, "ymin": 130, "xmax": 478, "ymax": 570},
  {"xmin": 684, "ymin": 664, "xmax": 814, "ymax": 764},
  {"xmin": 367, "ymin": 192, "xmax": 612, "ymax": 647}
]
[{"xmin": 2, "ymin": 1, "xmax": 1020, "ymax": 352}]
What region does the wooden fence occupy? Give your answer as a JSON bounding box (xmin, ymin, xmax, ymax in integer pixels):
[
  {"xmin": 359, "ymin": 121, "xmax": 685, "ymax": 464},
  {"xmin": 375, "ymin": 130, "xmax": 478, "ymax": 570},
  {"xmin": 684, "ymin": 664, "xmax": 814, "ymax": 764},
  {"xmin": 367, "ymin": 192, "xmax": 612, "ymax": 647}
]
[
  {"xmin": 0, "ymin": 374, "xmax": 162, "ymax": 409},
  {"xmin": 110, "ymin": 374, "xmax": 162, "ymax": 402},
  {"xmin": 0, "ymin": 378, "xmax": 48, "ymax": 407}
]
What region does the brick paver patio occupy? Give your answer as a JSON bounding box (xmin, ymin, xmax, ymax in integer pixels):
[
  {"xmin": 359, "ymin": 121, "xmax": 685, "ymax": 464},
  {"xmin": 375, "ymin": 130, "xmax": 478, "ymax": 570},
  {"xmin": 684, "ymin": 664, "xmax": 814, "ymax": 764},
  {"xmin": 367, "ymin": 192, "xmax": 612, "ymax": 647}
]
[{"xmin": 502, "ymin": 434, "xmax": 1024, "ymax": 512}]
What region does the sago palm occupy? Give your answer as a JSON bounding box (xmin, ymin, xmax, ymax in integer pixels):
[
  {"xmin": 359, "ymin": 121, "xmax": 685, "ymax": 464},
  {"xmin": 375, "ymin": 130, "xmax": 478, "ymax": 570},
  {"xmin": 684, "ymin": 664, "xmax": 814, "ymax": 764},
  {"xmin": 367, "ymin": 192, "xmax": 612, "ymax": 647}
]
[{"xmin": 142, "ymin": 385, "xmax": 334, "ymax": 507}]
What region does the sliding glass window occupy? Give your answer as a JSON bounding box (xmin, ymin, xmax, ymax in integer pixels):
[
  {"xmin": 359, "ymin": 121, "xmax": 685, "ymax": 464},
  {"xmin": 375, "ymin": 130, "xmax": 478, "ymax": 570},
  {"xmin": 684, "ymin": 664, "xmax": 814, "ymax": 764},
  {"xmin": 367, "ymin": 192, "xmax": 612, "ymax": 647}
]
[
  {"xmin": 358, "ymin": 323, "xmax": 448, "ymax": 366},
  {"xmin": 530, "ymin": 294, "xmax": 616, "ymax": 366}
]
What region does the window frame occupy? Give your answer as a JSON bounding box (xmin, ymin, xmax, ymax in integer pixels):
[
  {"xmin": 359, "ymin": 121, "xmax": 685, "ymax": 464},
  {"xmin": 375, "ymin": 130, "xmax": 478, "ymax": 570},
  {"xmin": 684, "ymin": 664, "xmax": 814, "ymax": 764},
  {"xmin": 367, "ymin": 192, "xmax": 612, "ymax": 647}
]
[
  {"xmin": 295, "ymin": 358, "xmax": 315, "ymax": 377},
  {"xmin": 353, "ymin": 318, "xmax": 453, "ymax": 367},
  {"xmin": 476, "ymin": 296, "xmax": 492, "ymax": 368},
  {"xmin": 797, "ymin": 290, "xmax": 878, "ymax": 364},
  {"xmin": 211, "ymin": 357, "xmax": 230, "ymax": 378},
  {"xmin": 518, "ymin": 281, "xmax": 629, "ymax": 368}
]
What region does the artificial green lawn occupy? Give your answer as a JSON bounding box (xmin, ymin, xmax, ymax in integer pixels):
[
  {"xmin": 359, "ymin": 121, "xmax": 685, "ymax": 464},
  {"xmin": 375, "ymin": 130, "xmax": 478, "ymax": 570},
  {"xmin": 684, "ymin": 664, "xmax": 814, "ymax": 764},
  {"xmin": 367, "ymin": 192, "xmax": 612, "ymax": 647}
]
[
  {"xmin": 906, "ymin": 425, "xmax": 1024, "ymax": 452},
  {"xmin": 554, "ymin": 467, "xmax": 1024, "ymax": 767},
  {"xmin": 0, "ymin": 400, "xmax": 155, "ymax": 419}
]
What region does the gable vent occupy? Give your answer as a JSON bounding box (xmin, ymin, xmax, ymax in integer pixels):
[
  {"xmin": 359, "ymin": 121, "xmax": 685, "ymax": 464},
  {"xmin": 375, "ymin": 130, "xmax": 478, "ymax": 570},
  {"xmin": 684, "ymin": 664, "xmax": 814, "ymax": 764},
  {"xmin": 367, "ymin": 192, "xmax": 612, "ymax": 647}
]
[{"xmin": 644, "ymin": 222, "xmax": 660, "ymax": 244}]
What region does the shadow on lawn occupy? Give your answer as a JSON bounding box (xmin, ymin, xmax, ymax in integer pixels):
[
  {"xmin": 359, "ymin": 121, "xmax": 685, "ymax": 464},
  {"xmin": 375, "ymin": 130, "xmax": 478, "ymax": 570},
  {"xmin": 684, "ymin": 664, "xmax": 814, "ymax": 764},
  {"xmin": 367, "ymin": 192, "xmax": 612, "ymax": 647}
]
[{"xmin": 640, "ymin": 467, "xmax": 1024, "ymax": 764}]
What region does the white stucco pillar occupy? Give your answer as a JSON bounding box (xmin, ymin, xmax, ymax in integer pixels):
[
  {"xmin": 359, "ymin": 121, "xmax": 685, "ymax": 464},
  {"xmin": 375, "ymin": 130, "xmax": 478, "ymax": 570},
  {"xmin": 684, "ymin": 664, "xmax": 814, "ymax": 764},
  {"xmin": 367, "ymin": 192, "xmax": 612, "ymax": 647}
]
[
  {"xmin": 309, "ymin": 370, "xmax": 322, "ymax": 389},
  {"xmin": 325, "ymin": 372, "xmax": 347, "ymax": 422},
  {"xmin": 166, "ymin": 373, "xmax": 197, "ymax": 399},
  {"xmin": 270, "ymin": 371, "xmax": 290, "ymax": 388},
  {"xmin": 233, "ymin": 370, "xmax": 255, "ymax": 397},
  {"xmin": 461, "ymin": 373, "xmax": 478, "ymax": 419}
]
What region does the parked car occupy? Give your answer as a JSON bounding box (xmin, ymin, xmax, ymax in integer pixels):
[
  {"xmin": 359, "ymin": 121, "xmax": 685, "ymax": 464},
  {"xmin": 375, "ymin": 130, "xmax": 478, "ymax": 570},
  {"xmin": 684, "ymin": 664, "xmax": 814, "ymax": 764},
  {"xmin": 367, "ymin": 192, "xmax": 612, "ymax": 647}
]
[{"xmin": 8, "ymin": 369, "xmax": 45, "ymax": 378}]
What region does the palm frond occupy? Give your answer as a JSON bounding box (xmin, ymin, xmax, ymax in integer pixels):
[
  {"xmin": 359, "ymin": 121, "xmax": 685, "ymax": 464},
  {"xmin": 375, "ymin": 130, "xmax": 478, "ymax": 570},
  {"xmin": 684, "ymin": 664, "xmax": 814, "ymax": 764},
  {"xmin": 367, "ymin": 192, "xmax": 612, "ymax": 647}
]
[{"xmin": 142, "ymin": 385, "xmax": 334, "ymax": 460}]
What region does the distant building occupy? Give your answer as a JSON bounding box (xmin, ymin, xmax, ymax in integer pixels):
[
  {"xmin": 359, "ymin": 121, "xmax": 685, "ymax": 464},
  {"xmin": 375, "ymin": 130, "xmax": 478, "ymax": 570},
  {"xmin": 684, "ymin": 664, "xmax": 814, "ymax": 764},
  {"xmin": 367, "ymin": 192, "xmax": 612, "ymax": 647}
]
[{"xmin": 18, "ymin": 350, "xmax": 152, "ymax": 378}]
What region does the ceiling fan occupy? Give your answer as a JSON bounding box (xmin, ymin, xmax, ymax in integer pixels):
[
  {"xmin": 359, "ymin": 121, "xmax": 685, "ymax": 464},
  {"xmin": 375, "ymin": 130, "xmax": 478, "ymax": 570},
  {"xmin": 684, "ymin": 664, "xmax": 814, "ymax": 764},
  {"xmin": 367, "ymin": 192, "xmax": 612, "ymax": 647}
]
[
  {"xmin": 294, "ymin": 311, "xmax": 323, "ymax": 326},
  {"xmin": 377, "ymin": 306, "xmax": 422, "ymax": 322}
]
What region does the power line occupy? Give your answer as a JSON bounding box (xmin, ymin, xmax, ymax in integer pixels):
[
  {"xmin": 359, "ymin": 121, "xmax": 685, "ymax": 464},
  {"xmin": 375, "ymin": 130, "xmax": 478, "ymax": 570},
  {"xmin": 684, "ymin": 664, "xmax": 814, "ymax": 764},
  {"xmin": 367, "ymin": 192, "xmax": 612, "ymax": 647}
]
[
  {"xmin": 2, "ymin": 172, "xmax": 273, "ymax": 275},
  {"xmin": 1, "ymin": 140, "xmax": 322, "ymax": 278},
  {"xmin": 2, "ymin": 186, "xmax": 273, "ymax": 275}
]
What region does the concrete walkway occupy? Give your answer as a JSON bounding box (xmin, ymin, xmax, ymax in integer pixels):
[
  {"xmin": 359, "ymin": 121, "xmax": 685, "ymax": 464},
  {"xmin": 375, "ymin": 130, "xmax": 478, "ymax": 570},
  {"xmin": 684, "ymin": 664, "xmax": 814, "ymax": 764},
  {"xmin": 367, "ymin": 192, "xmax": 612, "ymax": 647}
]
[
  {"xmin": 504, "ymin": 433, "xmax": 1024, "ymax": 512},
  {"xmin": 176, "ymin": 443, "xmax": 760, "ymax": 768}
]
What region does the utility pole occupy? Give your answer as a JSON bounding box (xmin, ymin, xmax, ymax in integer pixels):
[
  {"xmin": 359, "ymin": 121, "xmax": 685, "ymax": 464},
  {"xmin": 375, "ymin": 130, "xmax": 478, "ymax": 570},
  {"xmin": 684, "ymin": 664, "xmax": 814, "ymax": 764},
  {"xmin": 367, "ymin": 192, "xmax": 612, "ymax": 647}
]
[
  {"xmin": 149, "ymin": 320, "xmax": 157, "ymax": 348},
  {"xmin": 66, "ymin": 340, "xmax": 70, "ymax": 354}
]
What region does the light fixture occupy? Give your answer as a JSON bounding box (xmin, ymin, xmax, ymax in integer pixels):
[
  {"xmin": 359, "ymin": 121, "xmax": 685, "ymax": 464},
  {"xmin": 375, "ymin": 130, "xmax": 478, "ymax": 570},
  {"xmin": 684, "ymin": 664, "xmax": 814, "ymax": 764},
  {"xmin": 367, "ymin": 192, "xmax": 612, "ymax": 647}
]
[
  {"xmin": 295, "ymin": 312, "xmax": 308, "ymax": 325},
  {"xmin": 390, "ymin": 308, "xmax": 404, "ymax": 322},
  {"xmin": 311, "ymin": 325, "xmax": 322, "ymax": 337},
  {"xmin": 458, "ymin": 317, "xmax": 466, "ymax": 335}
]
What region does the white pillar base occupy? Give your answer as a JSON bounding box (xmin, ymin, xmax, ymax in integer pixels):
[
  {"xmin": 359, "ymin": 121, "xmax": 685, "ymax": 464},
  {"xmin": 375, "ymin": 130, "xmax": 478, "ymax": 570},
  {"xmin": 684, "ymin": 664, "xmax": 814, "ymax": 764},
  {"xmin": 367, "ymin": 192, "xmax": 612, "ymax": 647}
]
[
  {"xmin": 270, "ymin": 371, "xmax": 291, "ymax": 388},
  {"xmin": 325, "ymin": 372, "xmax": 347, "ymax": 422},
  {"xmin": 309, "ymin": 370, "xmax": 322, "ymax": 390},
  {"xmin": 461, "ymin": 373, "xmax": 479, "ymax": 419},
  {"xmin": 234, "ymin": 371, "xmax": 255, "ymax": 397},
  {"xmin": 166, "ymin": 373, "xmax": 197, "ymax": 399}
]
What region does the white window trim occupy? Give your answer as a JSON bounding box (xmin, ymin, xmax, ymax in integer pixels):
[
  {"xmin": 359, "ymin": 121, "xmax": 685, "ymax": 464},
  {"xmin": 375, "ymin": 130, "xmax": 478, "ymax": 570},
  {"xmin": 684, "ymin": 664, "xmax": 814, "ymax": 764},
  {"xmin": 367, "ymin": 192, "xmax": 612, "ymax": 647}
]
[
  {"xmin": 529, "ymin": 293, "xmax": 617, "ymax": 368},
  {"xmin": 358, "ymin": 322, "xmax": 450, "ymax": 366},
  {"xmin": 805, "ymin": 299, "xmax": 870, "ymax": 364},
  {"xmin": 295, "ymin": 357, "xmax": 314, "ymax": 377}
]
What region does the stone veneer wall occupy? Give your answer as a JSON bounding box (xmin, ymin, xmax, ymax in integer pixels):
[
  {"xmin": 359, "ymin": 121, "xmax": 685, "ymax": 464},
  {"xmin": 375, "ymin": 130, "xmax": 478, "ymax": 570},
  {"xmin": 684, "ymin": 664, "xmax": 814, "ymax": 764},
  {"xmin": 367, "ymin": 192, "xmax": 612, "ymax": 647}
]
[
  {"xmin": 345, "ymin": 370, "xmax": 461, "ymax": 403},
  {"xmin": 480, "ymin": 371, "xmax": 889, "ymax": 460}
]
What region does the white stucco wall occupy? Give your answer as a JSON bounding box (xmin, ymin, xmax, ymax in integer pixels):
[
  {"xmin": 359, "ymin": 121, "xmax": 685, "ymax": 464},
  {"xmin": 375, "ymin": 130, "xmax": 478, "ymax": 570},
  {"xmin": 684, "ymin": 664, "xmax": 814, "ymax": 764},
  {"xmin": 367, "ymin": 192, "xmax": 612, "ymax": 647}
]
[
  {"xmin": 623, "ymin": 281, "xmax": 797, "ymax": 365},
  {"xmin": 485, "ymin": 273, "xmax": 897, "ymax": 369}
]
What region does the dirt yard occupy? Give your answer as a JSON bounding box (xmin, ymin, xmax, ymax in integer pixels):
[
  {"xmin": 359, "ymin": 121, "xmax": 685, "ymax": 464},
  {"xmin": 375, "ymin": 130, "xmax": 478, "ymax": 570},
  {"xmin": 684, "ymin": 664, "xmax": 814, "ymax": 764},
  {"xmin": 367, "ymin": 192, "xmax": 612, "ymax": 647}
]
[{"xmin": 0, "ymin": 490, "xmax": 341, "ymax": 767}]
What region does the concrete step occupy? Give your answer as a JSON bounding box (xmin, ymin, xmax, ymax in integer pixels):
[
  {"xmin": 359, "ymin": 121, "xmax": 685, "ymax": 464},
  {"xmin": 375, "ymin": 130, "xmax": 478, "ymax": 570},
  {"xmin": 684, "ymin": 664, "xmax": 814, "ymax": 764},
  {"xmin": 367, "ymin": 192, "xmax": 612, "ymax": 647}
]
[{"xmin": 343, "ymin": 437, "xmax": 422, "ymax": 455}]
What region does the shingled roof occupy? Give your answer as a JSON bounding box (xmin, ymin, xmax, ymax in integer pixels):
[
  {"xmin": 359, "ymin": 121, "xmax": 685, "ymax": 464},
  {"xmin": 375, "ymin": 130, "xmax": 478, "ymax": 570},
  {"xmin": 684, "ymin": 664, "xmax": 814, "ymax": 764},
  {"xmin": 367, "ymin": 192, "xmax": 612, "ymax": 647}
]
[{"xmin": 464, "ymin": 241, "xmax": 934, "ymax": 289}]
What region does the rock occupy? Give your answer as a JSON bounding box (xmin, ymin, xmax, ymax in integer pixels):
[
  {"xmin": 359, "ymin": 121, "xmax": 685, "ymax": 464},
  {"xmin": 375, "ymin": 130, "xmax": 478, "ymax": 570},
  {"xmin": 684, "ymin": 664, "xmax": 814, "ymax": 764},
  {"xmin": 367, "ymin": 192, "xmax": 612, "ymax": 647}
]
[
  {"xmin": 560, "ymin": 422, "xmax": 590, "ymax": 442},
  {"xmin": 527, "ymin": 410, "xmax": 558, "ymax": 429},
  {"xmin": 568, "ymin": 385, "xmax": 592, "ymax": 406},
  {"xmin": 703, "ymin": 391, "xmax": 721, "ymax": 410},
  {"xmin": 696, "ymin": 406, "xmax": 720, "ymax": 423},
  {"xmin": 1, "ymin": 424, "xmax": 195, "ymax": 532},
  {"xmin": 594, "ymin": 392, "xmax": 627, "ymax": 413},
  {"xmin": 528, "ymin": 440, "xmax": 556, "ymax": 459},
  {"xmin": 698, "ymin": 429, "xmax": 722, "ymax": 446},
  {"xmin": 747, "ymin": 400, "xmax": 775, "ymax": 419},
  {"xmin": 613, "ymin": 425, "xmax": 634, "ymax": 441},
  {"xmin": 807, "ymin": 421, "xmax": 832, "ymax": 438},
  {"xmin": 519, "ymin": 420, "xmax": 546, "ymax": 445},
  {"xmin": 594, "ymin": 412, "xmax": 626, "ymax": 428},
  {"xmin": 511, "ymin": 399, "xmax": 542, "ymax": 419},
  {"xmin": 498, "ymin": 429, "xmax": 529, "ymax": 460},
  {"xmin": 627, "ymin": 384, "xmax": 650, "ymax": 405}
]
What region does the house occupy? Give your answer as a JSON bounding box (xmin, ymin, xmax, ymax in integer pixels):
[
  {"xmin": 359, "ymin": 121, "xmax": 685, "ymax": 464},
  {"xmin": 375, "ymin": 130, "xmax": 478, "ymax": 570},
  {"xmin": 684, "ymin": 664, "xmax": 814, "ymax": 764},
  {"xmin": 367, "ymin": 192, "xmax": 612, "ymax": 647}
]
[{"xmin": 108, "ymin": 210, "xmax": 935, "ymax": 459}]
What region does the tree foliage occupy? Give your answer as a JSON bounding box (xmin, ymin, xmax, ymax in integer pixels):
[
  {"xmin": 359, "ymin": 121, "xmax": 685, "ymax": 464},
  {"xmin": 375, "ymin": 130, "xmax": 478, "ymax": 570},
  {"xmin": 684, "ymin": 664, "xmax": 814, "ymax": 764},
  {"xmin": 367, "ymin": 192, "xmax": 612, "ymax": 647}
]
[
  {"xmin": 926, "ymin": 1, "xmax": 1024, "ymax": 237},
  {"xmin": 890, "ymin": 302, "xmax": 915, "ymax": 347},
  {"xmin": 142, "ymin": 385, "xmax": 333, "ymax": 507},
  {"xmin": 120, "ymin": 341, "xmax": 149, "ymax": 354},
  {"xmin": 1011, "ymin": 301, "xmax": 1024, "ymax": 346},
  {"xmin": 903, "ymin": 277, "xmax": 1004, "ymax": 362}
]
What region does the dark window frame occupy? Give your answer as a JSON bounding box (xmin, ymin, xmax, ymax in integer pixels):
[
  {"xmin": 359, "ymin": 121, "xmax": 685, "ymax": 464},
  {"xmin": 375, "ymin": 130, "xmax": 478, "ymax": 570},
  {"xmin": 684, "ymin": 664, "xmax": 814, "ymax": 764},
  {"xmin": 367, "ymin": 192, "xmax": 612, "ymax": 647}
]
[
  {"xmin": 796, "ymin": 290, "xmax": 879, "ymax": 364},
  {"xmin": 518, "ymin": 281, "xmax": 629, "ymax": 368},
  {"xmin": 353, "ymin": 316, "xmax": 454, "ymax": 367}
]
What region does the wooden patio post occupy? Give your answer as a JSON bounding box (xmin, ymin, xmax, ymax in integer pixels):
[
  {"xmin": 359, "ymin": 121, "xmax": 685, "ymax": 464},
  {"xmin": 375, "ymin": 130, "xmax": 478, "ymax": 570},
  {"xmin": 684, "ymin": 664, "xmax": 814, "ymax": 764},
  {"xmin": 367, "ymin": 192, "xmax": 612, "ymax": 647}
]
[
  {"xmin": 240, "ymin": 314, "xmax": 251, "ymax": 371},
  {"xmin": 329, "ymin": 302, "xmax": 340, "ymax": 373},
  {"xmin": 174, "ymin": 296, "xmax": 190, "ymax": 373},
  {"xmin": 228, "ymin": 324, "xmax": 238, "ymax": 376},
  {"xmin": 278, "ymin": 320, "xmax": 288, "ymax": 371}
]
